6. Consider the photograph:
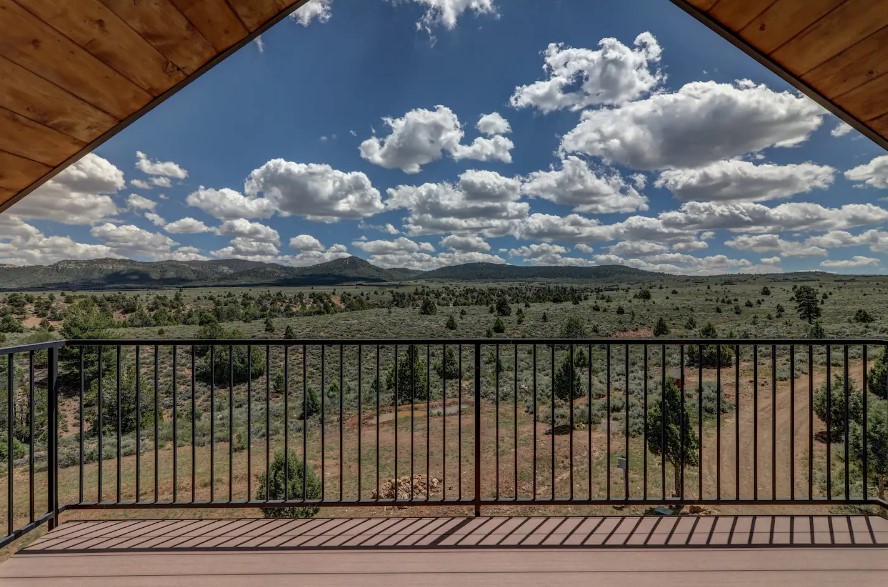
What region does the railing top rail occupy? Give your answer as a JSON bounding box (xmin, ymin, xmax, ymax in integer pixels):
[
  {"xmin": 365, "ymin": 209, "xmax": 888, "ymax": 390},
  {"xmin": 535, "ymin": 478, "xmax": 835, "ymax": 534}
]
[
  {"xmin": 62, "ymin": 337, "xmax": 888, "ymax": 346},
  {"xmin": 0, "ymin": 340, "xmax": 65, "ymax": 356}
]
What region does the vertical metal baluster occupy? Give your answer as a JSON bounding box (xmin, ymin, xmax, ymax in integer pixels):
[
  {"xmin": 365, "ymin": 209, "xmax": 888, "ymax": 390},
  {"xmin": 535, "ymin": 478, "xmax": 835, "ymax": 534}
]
[
  {"xmin": 569, "ymin": 343, "xmax": 575, "ymax": 501},
  {"xmin": 393, "ymin": 344, "xmax": 398, "ymax": 498},
  {"xmin": 790, "ymin": 345, "xmax": 795, "ymax": 501},
  {"xmin": 171, "ymin": 345, "xmax": 176, "ymax": 504},
  {"xmin": 624, "ymin": 344, "xmax": 629, "ymax": 500},
  {"xmin": 151, "ymin": 344, "xmax": 159, "ymax": 503},
  {"xmin": 680, "ymin": 344, "xmax": 685, "ymax": 499},
  {"xmin": 473, "ymin": 343, "xmax": 481, "ymax": 516},
  {"xmin": 191, "ymin": 346, "xmax": 196, "ymax": 503},
  {"xmin": 697, "ymin": 344, "xmax": 703, "ymax": 500},
  {"xmin": 442, "ymin": 344, "xmax": 447, "ymax": 501},
  {"xmin": 531, "ymin": 344, "xmax": 538, "ymax": 500},
  {"xmin": 660, "ymin": 344, "xmax": 665, "ymax": 500},
  {"xmin": 588, "ymin": 343, "xmax": 592, "ymax": 501},
  {"xmin": 47, "ymin": 347, "xmax": 58, "ymax": 529},
  {"xmin": 135, "ymin": 347, "xmax": 142, "ymax": 503},
  {"xmin": 753, "ymin": 344, "xmax": 758, "ymax": 501},
  {"xmin": 358, "ymin": 345, "xmax": 363, "ymax": 502},
  {"xmin": 862, "ymin": 345, "xmax": 868, "ymax": 501},
  {"xmin": 643, "ymin": 345, "xmax": 648, "ymax": 501},
  {"xmin": 98, "ymin": 346, "xmax": 103, "ymax": 503},
  {"xmin": 7, "ymin": 354, "xmax": 14, "ymax": 535},
  {"xmin": 826, "ymin": 345, "xmax": 831, "ymax": 500},
  {"xmin": 284, "ymin": 346, "xmax": 289, "ymax": 502},
  {"xmin": 302, "ymin": 345, "xmax": 307, "ymax": 503},
  {"xmin": 734, "ymin": 344, "xmax": 740, "ymax": 501},
  {"xmin": 79, "ymin": 347, "xmax": 85, "ymax": 504},
  {"xmin": 320, "ymin": 344, "xmax": 326, "ymax": 501},
  {"xmin": 495, "ymin": 344, "xmax": 500, "ymax": 501},
  {"xmin": 28, "ymin": 352, "xmax": 34, "ymax": 522},
  {"xmin": 513, "ymin": 344, "xmax": 518, "ymax": 501},
  {"xmin": 246, "ymin": 346, "xmax": 252, "ymax": 504},
  {"xmin": 209, "ymin": 345, "xmax": 214, "ymax": 503},
  {"xmin": 808, "ymin": 345, "xmax": 813, "ymax": 500},
  {"xmin": 266, "ymin": 346, "xmax": 271, "ymax": 502},
  {"xmin": 843, "ymin": 345, "xmax": 850, "ymax": 500},
  {"xmin": 426, "ymin": 345, "xmax": 431, "ymax": 501},
  {"xmin": 376, "ymin": 345, "xmax": 380, "ymax": 501},
  {"xmin": 440, "ymin": 344, "xmax": 448, "ymax": 500},
  {"xmin": 340, "ymin": 344, "xmax": 344, "ymax": 502},
  {"xmin": 458, "ymin": 344, "xmax": 462, "ymax": 500},
  {"xmin": 607, "ymin": 344, "xmax": 612, "ymax": 501},
  {"xmin": 228, "ymin": 345, "xmax": 233, "ymax": 502},
  {"xmin": 716, "ymin": 345, "xmax": 721, "ymax": 501},
  {"xmin": 551, "ymin": 344, "xmax": 556, "ymax": 500},
  {"xmin": 410, "ymin": 345, "xmax": 414, "ymax": 502},
  {"xmin": 116, "ymin": 346, "xmax": 122, "ymax": 503},
  {"xmin": 771, "ymin": 344, "xmax": 777, "ymax": 499}
]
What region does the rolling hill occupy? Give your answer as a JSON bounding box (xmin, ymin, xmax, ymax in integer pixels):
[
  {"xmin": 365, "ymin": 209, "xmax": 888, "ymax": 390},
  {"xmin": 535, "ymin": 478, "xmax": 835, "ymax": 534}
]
[{"xmin": 0, "ymin": 257, "xmax": 661, "ymax": 290}]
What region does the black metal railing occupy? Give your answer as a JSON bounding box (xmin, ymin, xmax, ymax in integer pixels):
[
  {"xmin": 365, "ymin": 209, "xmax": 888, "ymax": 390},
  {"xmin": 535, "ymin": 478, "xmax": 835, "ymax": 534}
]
[{"xmin": 2, "ymin": 338, "xmax": 887, "ymax": 547}]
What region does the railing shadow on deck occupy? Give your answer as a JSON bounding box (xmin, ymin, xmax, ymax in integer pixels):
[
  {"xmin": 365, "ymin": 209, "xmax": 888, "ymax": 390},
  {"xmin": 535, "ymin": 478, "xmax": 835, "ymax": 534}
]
[{"xmin": 20, "ymin": 515, "xmax": 888, "ymax": 553}]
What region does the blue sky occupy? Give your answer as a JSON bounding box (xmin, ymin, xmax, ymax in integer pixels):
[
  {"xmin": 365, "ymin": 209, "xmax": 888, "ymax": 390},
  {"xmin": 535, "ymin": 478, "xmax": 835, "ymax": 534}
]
[{"xmin": 3, "ymin": 0, "xmax": 888, "ymax": 274}]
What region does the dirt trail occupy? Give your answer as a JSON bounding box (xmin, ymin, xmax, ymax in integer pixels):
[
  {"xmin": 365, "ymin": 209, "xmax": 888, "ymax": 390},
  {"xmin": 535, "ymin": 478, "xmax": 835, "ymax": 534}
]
[{"xmin": 698, "ymin": 359, "xmax": 865, "ymax": 502}]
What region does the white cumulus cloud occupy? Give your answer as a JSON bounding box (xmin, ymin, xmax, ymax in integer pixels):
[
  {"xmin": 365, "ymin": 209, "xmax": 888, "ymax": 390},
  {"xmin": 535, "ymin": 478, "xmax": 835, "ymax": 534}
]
[
  {"xmin": 186, "ymin": 187, "xmax": 275, "ymax": 220},
  {"xmin": 135, "ymin": 151, "xmax": 188, "ymax": 179},
  {"xmin": 291, "ymin": 0, "xmax": 333, "ymax": 26},
  {"xmin": 655, "ymin": 159, "xmax": 835, "ymax": 203},
  {"xmin": 560, "ymin": 80, "xmax": 824, "ymax": 170},
  {"xmin": 511, "ymin": 33, "xmax": 662, "ymax": 112},
  {"xmin": 165, "ymin": 217, "xmax": 214, "ymax": 234},
  {"xmin": 8, "ymin": 154, "xmax": 123, "ymax": 225},
  {"xmin": 245, "ymin": 159, "xmax": 383, "ymax": 221},
  {"xmin": 522, "ymin": 156, "xmax": 648, "ymax": 213},
  {"xmin": 845, "ymin": 155, "xmax": 888, "ymax": 189}
]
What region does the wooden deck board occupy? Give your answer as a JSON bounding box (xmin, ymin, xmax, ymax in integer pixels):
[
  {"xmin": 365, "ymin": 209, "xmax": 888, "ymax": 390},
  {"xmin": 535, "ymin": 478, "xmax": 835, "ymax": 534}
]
[{"xmin": 1, "ymin": 516, "xmax": 886, "ymax": 585}]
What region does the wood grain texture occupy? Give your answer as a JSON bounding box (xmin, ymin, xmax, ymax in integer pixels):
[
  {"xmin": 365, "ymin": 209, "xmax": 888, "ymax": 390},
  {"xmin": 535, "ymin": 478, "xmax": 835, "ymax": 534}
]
[
  {"xmin": 739, "ymin": 0, "xmax": 846, "ymax": 55},
  {"xmin": 19, "ymin": 0, "xmax": 185, "ymax": 95},
  {"xmin": 0, "ymin": 56, "xmax": 116, "ymax": 143},
  {"xmin": 771, "ymin": 0, "xmax": 888, "ymax": 75},
  {"xmin": 0, "ymin": 107, "xmax": 84, "ymax": 166},
  {"xmin": 834, "ymin": 72, "xmax": 888, "ymax": 122},
  {"xmin": 684, "ymin": 0, "xmax": 719, "ymax": 10},
  {"xmin": 870, "ymin": 112, "xmax": 888, "ymax": 136},
  {"xmin": 171, "ymin": 0, "xmax": 249, "ymax": 52},
  {"xmin": 802, "ymin": 26, "xmax": 888, "ymax": 99},
  {"xmin": 0, "ymin": 0, "xmax": 150, "ymax": 119},
  {"xmin": 708, "ymin": 0, "xmax": 777, "ymax": 32},
  {"xmin": 0, "ymin": 151, "xmax": 51, "ymax": 192},
  {"xmin": 231, "ymin": 0, "xmax": 292, "ymax": 30},
  {"xmin": 98, "ymin": 0, "xmax": 217, "ymax": 75}
]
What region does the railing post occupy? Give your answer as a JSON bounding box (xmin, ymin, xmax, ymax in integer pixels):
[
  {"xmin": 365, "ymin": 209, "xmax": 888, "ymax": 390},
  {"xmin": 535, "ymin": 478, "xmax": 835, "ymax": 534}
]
[
  {"xmin": 474, "ymin": 343, "xmax": 481, "ymax": 517},
  {"xmin": 46, "ymin": 346, "xmax": 58, "ymax": 531}
]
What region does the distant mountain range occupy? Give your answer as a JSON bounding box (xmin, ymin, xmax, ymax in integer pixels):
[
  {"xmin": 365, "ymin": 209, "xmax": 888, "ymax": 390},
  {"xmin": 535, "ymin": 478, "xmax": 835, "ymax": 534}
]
[{"xmin": 0, "ymin": 256, "xmax": 661, "ymax": 290}]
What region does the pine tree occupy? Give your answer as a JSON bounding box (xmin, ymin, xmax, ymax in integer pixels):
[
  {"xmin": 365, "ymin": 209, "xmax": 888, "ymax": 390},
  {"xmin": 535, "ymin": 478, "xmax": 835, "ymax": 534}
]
[{"xmin": 646, "ymin": 379, "xmax": 698, "ymax": 495}]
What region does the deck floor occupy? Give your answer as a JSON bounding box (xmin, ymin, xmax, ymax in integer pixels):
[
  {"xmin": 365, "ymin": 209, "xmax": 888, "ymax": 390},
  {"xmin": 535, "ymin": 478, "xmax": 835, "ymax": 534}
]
[{"xmin": 1, "ymin": 515, "xmax": 887, "ymax": 585}]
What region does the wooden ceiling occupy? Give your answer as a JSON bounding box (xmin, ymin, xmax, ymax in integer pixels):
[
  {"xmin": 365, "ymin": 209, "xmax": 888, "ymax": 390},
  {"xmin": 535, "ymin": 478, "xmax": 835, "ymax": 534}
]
[
  {"xmin": 0, "ymin": 0, "xmax": 307, "ymax": 213},
  {"xmin": 673, "ymin": 0, "xmax": 888, "ymax": 151}
]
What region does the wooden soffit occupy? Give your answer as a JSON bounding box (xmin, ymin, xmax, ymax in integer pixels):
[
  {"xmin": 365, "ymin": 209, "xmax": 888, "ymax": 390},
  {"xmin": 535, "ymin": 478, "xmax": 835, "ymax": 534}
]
[
  {"xmin": 0, "ymin": 0, "xmax": 308, "ymax": 213},
  {"xmin": 673, "ymin": 0, "xmax": 888, "ymax": 151}
]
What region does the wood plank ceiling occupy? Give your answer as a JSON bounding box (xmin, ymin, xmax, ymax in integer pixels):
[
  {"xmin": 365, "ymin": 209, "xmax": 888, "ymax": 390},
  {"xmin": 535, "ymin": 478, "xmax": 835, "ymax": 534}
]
[
  {"xmin": 673, "ymin": 0, "xmax": 888, "ymax": 151},
  {"xmin": 0, "ymin": 0, "xmax": 306, "ymax": 212}
]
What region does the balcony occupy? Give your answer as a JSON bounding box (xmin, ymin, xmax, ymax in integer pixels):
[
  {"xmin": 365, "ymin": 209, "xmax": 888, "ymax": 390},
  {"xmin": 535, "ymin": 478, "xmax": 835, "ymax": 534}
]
[{"xmin": 0, "ymin": 337, "xmax": 886, "ymax": 583}]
